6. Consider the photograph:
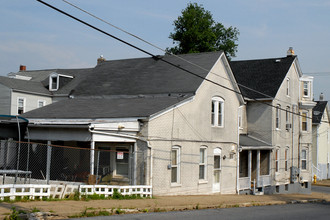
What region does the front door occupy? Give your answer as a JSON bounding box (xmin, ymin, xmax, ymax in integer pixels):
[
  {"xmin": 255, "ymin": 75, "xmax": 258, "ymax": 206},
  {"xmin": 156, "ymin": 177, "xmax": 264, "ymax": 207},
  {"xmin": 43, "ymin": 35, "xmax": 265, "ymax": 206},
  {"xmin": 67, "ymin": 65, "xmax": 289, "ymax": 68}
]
[{"xmin": 213, "ymin": 148, "xmax": 221, "ymax": 192}]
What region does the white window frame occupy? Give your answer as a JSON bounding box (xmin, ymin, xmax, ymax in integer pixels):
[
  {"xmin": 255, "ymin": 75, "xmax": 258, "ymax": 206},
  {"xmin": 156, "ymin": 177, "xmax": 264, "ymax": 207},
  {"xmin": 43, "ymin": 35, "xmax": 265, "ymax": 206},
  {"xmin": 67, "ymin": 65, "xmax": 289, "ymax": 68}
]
[
  {"xmin": 49, "ymin": 73, "xmax": 59, "ymax": 91},
  {"xmin": 276, "ymin": 104, "xmax": 281, "ymax": 130},
  {"xmin": 275, "ymin": 148, "xmax": 280, "ymax": 173},
  {"xmin": 199, "ymin": 146, "xmax": 207, "ymax": 181},
  {"xmin": 17, "ymin": 97, "xmax": 25, "ymax": 115},
  {"xmin": 171, "ymin": 146, "xmax": 181, "ymax": 184},
  {"xmin": 211, "ymin": 97, "xmax": 224, "ymax": 127},
  {"xmin": 38, "ymin": 100, "xmax": 46, "ymax": 108},
  {"xmin": 301, "ymin": 149, "xmax": 307, "ymax": 170},
  {"xmin": 303, "ymin": 81, "xmax": 310, "ymax": 97},
  {"xmin": 286, "ymin": 77, "xmax": 290, "ymax": 97},
  {"xmin": 285, "ymin": 148, "xmax": 289, "ymax": 172},
  {"xmin": 286, "ymin": 106, "xmax": 290, "ymax": 131},
  {"xmin": 301, "ymin": 111, "xmax": 308, "ymax": 132}
]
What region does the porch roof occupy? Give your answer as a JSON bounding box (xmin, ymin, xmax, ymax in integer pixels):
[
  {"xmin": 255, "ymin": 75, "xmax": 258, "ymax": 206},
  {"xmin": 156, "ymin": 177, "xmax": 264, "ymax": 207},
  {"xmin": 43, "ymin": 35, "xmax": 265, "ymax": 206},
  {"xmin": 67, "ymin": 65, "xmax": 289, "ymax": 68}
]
[{"xmin": 239, "ymin": 134, "xmax": 272, "ymax": 149}]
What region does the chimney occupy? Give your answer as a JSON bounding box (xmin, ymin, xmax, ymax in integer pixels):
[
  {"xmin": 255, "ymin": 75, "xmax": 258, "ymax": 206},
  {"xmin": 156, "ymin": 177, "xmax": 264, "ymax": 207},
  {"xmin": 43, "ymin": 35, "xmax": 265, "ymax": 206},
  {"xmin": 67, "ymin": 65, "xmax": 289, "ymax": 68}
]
[
  {"xmin": 320, "ymin": 93, "xmax": 324, "ymax": 101},
  {"xmin": 287, "ymin": 47, "xmax": 295, "ymax": 57},
  {"xmin": 97, "ymin": 55, "xmax": 106, "ymax": 65},
  {"xmin": 19, "ymin": 65, "xmax": 26, "ymax": 71}
]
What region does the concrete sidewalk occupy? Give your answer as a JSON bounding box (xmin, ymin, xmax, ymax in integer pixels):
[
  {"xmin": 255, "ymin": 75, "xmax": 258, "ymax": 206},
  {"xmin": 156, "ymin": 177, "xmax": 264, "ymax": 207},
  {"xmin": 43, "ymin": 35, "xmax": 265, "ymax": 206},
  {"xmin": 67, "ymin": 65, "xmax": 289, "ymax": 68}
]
[{"xmin": 0, "ymin": 190, "xmax": 330, "ymax": 219}]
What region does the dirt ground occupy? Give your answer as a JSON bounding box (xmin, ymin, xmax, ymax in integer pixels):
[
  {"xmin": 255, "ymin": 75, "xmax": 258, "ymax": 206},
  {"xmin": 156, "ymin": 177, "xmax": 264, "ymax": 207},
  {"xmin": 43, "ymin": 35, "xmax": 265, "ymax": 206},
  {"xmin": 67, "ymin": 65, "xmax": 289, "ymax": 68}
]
[{"xmin": 1, "ymin": 182, "xmax": 330, "ymax": 219}]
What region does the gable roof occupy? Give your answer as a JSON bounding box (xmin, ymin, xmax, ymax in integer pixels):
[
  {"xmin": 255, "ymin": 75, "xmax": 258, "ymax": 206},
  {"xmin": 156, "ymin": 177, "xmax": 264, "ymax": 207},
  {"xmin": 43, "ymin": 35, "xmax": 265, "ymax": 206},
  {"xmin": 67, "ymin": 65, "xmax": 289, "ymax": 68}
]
[
  {"xmin": 0, "ymin": 76, "xmax": 51, "ymax": 95},
  {"xmin": 230, "ymin": 56, "xmax": 296, "ymax": 99},
  {"xmin": 72, "ymin": 51, "xmax": 223, "ymax": 97},
  {"xmin": 22, "ymin": 51, "xmax": 227, "ymax": 119},
  {"xmin": 312, "ymin": 101, "xmax": 328, "ymax": 124}
]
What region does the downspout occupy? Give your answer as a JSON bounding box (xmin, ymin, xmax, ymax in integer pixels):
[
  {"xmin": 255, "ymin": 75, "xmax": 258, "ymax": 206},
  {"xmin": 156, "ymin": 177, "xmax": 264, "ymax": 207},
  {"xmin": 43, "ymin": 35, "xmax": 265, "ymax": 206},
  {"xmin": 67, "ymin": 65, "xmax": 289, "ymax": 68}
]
[
  {"xmin": 316, "ymin": 125, "xmax": 319, "ymax": 170},
  {"xmin": 236, "ymin": 105, "xmax": 243, "ymax": 194},
  {"xmin": 147, "ymin": 141, "xmax": 153, "ymax": 187}
]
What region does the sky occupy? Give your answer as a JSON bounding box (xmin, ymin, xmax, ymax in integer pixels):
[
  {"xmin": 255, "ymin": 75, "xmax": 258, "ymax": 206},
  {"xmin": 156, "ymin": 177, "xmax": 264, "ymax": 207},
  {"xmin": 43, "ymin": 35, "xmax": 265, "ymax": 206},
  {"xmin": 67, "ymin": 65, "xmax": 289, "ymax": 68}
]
[{"xmin": 1, "ymin": 0, "xmax": 330, "ymax": 100}]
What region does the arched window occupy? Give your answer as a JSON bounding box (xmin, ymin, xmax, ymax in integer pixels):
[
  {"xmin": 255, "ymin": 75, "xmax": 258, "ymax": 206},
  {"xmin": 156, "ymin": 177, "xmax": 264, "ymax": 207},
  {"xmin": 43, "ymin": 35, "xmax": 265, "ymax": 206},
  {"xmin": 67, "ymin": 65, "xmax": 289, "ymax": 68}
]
[{"xmin": 211, "ymin": 97, "xmax": 224, "ymax": 127}]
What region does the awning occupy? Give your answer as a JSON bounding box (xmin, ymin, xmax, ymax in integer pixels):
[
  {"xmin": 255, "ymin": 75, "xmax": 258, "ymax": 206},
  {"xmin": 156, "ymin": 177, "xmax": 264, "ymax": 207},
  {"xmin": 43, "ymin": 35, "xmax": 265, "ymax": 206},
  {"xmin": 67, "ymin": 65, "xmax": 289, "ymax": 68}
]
[
  {"xmin": 239, "ymin": 134, "xmax": 273, "ymax": 150},
  {"xmin": 0, "ymin": 115, "xmax": 29, "ymax": 139}
]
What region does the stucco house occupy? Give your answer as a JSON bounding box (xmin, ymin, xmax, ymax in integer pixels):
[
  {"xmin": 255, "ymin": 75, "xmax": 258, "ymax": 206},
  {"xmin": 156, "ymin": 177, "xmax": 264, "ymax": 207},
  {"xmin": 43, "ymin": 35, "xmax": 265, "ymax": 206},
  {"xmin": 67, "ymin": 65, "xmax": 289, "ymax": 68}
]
[
  {"xmin": 230, "ymin": 48, "xmax": 315, "ymax": 194},
  {"xmin": 312, "ymin": 97, "xmax": 330, "ymax": 180},
  {"xmin": 20, "ymin": 51, "xmax": 245, "ymax": 195}
]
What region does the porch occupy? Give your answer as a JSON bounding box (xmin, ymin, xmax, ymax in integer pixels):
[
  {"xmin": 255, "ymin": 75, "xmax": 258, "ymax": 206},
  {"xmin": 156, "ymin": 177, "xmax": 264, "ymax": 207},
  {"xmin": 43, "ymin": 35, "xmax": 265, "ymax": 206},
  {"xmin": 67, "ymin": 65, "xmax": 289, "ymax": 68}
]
[{"xmin": 238, "ymin": 135, "xmax": 273, "ymax": 193}]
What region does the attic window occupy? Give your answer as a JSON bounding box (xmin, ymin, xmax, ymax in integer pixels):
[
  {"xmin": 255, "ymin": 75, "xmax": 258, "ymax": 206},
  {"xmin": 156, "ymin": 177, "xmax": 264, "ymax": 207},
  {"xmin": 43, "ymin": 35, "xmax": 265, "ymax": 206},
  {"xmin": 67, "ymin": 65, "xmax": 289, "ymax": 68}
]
[{"xmin": 49, "ymin": 73, "xmax": 59, "ymax": 91}]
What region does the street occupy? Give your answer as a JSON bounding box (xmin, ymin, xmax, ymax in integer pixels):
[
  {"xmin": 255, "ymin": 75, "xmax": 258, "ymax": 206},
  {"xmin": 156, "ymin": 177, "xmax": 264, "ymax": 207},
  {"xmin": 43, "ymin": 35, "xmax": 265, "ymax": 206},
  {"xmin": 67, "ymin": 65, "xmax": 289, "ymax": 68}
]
[{"xmin": 71, "ymin": 202, "xmax": 330, "ymax": 220}]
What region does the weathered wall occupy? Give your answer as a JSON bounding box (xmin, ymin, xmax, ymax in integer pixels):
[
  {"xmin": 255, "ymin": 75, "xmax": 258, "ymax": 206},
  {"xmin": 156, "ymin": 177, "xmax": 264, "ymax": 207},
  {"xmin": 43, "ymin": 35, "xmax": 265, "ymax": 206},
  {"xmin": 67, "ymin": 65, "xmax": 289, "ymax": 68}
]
[
  {"xmin": 146, "ymin": 55, "xmax": 242, "ymax": 195},
  {"xmin": 11, "ymin": 91, "xmax": 52, "ymax": 115}
]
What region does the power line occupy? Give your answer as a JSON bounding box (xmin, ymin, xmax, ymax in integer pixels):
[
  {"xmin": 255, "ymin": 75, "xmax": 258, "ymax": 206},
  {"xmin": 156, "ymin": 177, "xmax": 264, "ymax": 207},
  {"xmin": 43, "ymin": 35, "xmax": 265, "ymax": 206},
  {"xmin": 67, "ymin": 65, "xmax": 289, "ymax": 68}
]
[
  {"xmin": 36, "ymin": 0, "xmax": 325, "ymax": 124},
  {"xmin": 61, "ymin": 0, "xmax": 295, "ymax": 106}
]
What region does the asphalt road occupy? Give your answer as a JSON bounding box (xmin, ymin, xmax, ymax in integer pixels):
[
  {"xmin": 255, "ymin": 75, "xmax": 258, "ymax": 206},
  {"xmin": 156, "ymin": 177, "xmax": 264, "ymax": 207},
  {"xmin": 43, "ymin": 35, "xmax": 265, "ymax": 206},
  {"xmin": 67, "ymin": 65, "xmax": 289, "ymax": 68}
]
[
  {"xmin": 312, "ymin": 185, "xmax": 330, "ymax": 194},
  {"xmin": 71, "ymin": 202, "xmax": 330, "ymax": 220}
]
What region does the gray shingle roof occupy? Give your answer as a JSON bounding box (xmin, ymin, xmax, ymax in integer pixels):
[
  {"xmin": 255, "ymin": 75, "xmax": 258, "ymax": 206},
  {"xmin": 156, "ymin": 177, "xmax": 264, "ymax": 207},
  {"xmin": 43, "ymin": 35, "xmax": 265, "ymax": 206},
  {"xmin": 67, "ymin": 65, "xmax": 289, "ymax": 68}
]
[
  {"xmin": 0, "ymin": 76, "xmax": 51, "ymax": 95},
  {"xmin": 22, "ymin": 52, "xmax": 224, "ymax": 119},
  {"xmin": 230, "ymin": 56, "xmax": 295, "ymax": 99},
  {"xmin": 72, "ymin": 51, "xmax": 223, "ymax": 97},
  {"xmin": 21, "ymin": 95, "xmax": 193, "ymax": 119},
  {"xmin": 240, "ymin": 134, "xmax": 271, "ymax": 147},
  {"xmin": 312, "ymin": 101, "xmax": 328, "ymax": 124}
]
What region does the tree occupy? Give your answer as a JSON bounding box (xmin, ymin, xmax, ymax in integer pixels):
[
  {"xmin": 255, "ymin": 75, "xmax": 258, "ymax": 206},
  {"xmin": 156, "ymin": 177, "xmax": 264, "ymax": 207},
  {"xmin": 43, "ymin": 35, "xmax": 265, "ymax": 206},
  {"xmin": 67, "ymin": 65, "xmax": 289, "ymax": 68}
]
[{"xmin": 167, "ymin": 3, "xmax": 239, "ymax": 59}]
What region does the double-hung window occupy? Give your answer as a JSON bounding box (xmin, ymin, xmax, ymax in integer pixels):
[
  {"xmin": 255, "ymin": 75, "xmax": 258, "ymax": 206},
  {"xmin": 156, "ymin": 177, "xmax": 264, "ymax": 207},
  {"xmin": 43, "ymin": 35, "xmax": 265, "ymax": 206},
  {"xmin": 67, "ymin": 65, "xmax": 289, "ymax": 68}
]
[
  {"xmin": 17, "ymin": 97, "xmax": 25, "ymax": 115},
  {"xmin": 303, "ymin": 81, "xmax": 309, "ymax": 97},
  {"xmin": 286, "ymin": 78, "xmax": 290, "ymax": 96},
  {"xmin": 286, "ymin": 106, "xmax": 290, "ymax": 131},
  {"xmin": 276, "ymin": 105, "xmax": 281, "ymax": 129},
  {"xmin": 211, "ymin": 97, "xmax": 224, "ymax": 127},
  {"xmin": 199, "ymin": 147, "xmax": 207, "ymax": 180},
  {"xmin": 285, "ymin": 148, "xmax": 289, "ymax": 171},
  {"xmin": 171, "ymin": 146, "xmax": 180, "ymax": 184},
  {"xmin": 38, "ymin": 100, "xmax": 46, "ymax": 108},
  {"xmin": 301, "ymin": 149, "xmax": 307, "ymax": 170},
  {"xmin": 275, "ymin": 149, "xmax": 279, "ymax": 172},
  {"xmin": 301, "ymin": 112, "xmax": 308, "ymax": 131}
]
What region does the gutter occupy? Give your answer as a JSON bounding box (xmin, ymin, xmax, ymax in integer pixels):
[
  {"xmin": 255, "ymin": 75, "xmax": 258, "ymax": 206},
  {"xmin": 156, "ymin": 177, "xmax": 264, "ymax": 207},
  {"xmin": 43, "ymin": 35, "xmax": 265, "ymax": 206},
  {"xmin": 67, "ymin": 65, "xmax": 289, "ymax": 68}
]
[{"xmin": 12, "ymin": 89, "xmax": 52, "ymax": 97}]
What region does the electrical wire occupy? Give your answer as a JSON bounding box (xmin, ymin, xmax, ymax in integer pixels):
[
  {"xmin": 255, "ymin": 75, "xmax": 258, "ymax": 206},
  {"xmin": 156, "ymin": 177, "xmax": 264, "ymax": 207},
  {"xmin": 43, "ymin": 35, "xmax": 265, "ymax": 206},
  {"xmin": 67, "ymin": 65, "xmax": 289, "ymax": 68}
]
[
  {"xmin": 36, "ymin": 0, "xmax": 326, "ymax": 124},
  {"xmin": 61, "ymin": 0, "xmax": 297, "ymax": 107}
]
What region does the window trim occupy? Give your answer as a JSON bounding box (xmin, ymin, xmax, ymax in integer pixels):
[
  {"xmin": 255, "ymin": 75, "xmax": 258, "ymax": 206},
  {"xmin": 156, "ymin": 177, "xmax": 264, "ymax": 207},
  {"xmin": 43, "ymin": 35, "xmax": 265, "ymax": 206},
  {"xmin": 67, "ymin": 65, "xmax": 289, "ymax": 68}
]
[
  {"xmin": 275, "ymin": 148, "xmax": 280, "ymax": 173},
  {"xmin": 276, "ymin": 104, "xmax": 281, "ymax": 130},
  {"xmin": 286, "ymin": 77, "xmax": 290, "ymax": 97},
  {"xmin": 303, "ymin": 81, "xmax": 310, "ymax": 97},
  {"xmin": 211, "ymin": 97, "xmax": 224, "ymax": 127},
  {"xmin": 49, "ymin": 73, "xmax": 59, "ymax": 91},
  {"xmin": 37, "ymin": 100, "xmax": 46, "ymax": 108},
  {"xmin": 301, "ymin": 111, "xmax": 308, "ymax": 132},
  {"xmin": 286, "ymin": 106, "xmax": 290, "ymax": 131},
  {"xmin": 285, "ymin": 148, "xmax": 289, "ymax": 172},
  {"xmin": 301, "ymin": 149, "xmax": 307, "ymax": 170},
  {"xmin": 17, "ymin": 97, "xmax": 25, "ymax": 115},
  {"xmin": 199, "ymin": 146, "xmax": 207, "ymax": 181},
  {"xmin": 171, "ymin": 146, "xmax": 181, "ymax": 185}
]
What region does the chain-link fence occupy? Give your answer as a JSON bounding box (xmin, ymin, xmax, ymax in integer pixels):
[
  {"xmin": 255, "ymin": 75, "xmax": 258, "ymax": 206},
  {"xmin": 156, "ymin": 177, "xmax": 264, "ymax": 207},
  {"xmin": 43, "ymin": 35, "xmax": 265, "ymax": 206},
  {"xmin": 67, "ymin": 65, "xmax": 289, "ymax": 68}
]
[{"xmin": 0, "ymin": 140, "xmax": 148, "ymax": 185}]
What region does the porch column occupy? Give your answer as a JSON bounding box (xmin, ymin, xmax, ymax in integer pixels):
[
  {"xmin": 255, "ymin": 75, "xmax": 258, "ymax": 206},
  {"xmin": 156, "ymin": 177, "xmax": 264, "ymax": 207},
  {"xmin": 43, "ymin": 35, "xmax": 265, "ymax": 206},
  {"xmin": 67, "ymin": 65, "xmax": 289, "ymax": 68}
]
[
  {"xmin": 90, "ymin": 140, "xmax": 95, "ymax": 175},
  {"xmin": 46, "ymin": 141, "xmax": 52, "ymax": 184},
  {"xmin": 133, "ymin": 142, "xmax": 137, "ymax": 185},
  {"xmin": 257, "ymin": 150, "xmax": 260, "ymax": 186},
  {"xmin": 248, "ymin": 150, "xmax": 252, "ymax": 183}
]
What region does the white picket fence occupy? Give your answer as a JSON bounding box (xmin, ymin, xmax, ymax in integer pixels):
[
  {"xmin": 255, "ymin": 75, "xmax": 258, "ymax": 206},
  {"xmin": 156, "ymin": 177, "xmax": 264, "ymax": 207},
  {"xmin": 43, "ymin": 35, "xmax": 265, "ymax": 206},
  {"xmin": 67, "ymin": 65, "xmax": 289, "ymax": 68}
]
[
  {"xmin": 0, "ymin": 184, "xmax": 152, "ymax": 201},
  {"xmin": 80, "ymin": 185, "xmax": 152, "ymax": 198}
]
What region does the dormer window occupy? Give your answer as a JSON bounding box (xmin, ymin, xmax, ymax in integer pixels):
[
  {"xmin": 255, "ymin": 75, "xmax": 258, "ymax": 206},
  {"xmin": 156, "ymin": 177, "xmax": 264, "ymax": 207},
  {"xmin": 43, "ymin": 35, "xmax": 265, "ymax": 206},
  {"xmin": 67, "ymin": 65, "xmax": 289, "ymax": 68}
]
[
  {"xmin": 49, "ymin": 73, "xmax": 59, "ymax": 91},
  {"xmin": 303, "ymin": 81, "xmax": 309, "ymax": 97},
  {"xmin": 49, "ymin": 73, "xmax": 74, "ymax": 91}
]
